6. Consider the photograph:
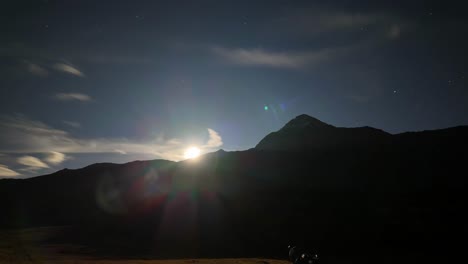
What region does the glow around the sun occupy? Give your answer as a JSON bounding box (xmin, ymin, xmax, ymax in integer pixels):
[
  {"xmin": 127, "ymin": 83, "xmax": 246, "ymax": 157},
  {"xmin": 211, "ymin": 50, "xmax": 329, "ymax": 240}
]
[{"xmin": 184, "ymin": 147, "xmax": 201, "ymax": 159}]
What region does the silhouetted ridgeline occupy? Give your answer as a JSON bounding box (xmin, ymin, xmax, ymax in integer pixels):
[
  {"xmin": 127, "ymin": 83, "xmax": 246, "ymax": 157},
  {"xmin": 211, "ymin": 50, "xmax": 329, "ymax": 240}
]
[{"xmin": 1, "ymin": 115, "xmax": 467, "ymax": 262}]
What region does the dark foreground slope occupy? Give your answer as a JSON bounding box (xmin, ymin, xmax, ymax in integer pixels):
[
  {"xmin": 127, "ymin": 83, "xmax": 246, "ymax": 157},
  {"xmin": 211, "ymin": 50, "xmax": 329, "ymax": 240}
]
[{"xmin": 1, "ymin": 115, "xmax": 467, "ymax": 262}]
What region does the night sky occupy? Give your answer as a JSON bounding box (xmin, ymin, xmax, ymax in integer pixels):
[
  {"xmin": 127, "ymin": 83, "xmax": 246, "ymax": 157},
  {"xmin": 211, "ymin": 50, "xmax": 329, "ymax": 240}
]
[{"xmin": 1, "ymin": 0, "xmax": 468, "ymax": 177}]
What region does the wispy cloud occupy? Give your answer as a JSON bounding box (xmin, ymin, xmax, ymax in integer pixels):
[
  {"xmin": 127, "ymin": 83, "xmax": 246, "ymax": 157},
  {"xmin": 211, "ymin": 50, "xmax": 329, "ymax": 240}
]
[
  {"xmin": 0, "ymin": 115, "xmax": 223, "ymax": 162},
  {"xmin": 53, "ymin": 63, "xmax": 84, "ymax": 77},
  {"xmin": 263, "ymin": 9, "xmax": 412, "ymax": 51},
  {"xmin": 25, "ymin": 61, "xmax": 48, "ymax": 77},
  {"xmin": 213, "ymin": 10, "xmax": 410, "ymax": 69},
  {"xmin": 0, "ymin": 164, "xmax": 20, "ymax": 177},
  {"xmin": 44, "ymin": 151, "xmax": 67, "ymax": 165},
  {"xmin": 63, "ymin": 120, "xmax": 81, "ymax": 128},
  {"xmin": 1, "ymin": 114, "xmax": 67, "ymax": 139},
  {"xmin": 204, "ymin": 128, "xmax": 223, "ymax": 148},
  {"xmin": 281, "ymin": 9, "xmax": 406, "ymax": 35},
  {"xmin": 54, "ymin": 93, "xmax": 92, "ymax": 102},
  {"xmin": 213, "ymin": 47, "xmax": 335, "ymax": 68},
  {"xmin": 114, "ymin": 149, "xmax": 127, "ymax": 155},
  {"xmin": 17, "ymin": 155, "xmax": 49, "ymax": 169}
]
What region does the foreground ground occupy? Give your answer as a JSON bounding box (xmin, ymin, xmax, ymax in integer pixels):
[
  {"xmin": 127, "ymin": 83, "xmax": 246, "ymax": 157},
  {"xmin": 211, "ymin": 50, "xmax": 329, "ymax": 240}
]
[
  {"xmin": 0, "ymin": 227, "xmax": 289, "ymax": 264},
  {"xmin": 0, "ymin": 258, "xmax": 288, "ymax": 264}
]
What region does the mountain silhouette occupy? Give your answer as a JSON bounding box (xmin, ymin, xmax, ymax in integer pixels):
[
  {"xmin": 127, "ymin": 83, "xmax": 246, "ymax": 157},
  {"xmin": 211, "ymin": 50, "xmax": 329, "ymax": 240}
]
[
  {"xmin": 1, "ymin": 115, "xmax": 467, "ymax": 263},
  {"xmin": 256, "ymin": 114, "xmax": 391, "ymax": 150}
]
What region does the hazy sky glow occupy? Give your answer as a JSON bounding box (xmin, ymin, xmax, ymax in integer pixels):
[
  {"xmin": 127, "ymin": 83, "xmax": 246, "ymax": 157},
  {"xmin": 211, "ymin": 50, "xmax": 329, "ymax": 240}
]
[{"xmin": 1, "ymin": 0, "xmax": 468, "ymax": 177}]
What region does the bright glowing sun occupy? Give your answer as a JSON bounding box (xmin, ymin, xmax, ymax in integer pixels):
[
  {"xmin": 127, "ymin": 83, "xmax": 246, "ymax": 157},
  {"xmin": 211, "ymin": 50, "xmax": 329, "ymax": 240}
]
[{"xmin": 184, "ymin": 147, "xmax": 201, "ymax": 159}]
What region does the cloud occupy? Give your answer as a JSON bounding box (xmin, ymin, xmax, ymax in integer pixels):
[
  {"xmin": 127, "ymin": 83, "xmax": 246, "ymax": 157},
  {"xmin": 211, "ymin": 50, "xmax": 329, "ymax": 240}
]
[
  {"xmin": 52, "ymin": 63, "xmax": 84, "ymax": 77},
  {"xmin": 268, "ymin": 9, "xmax": 411, "ymax": 47},
  {"xmin": 1, "ymin": 114, "xmax": 67, "ymax": 139},
  {"xmin": 204, "ymin": 128, "xmax": 223, "ymax": 148},
  {"xmin": 213, "ymin": 47, "xmax": 334, "ymax": 68},
  {"xmin": 63, "ymin": 120, "xmax": 81, "ymax": 128},
  {"xmin": 54, "ymin": 93, "xmax": 92, "ymax": 102},
  {"xmin": 214, "ymin": 11, "xmax": 410, "ymax": 72},
  {"xmin": 17, "ymin": 155, "xmax": 49, "ymax": 169},
  {"xmin": 25, "ymin": 61, "xmax": 48, "ymax": 77},
  {"xmin": 0, "ymin": 164, "xmax": 20, "ymax": 177},
  {"xmin": 45, "ymin": 151, "xmax": 67, "ymax": 165},
  {"xmin": 0, "ymin": 115, "xmax": 223, "ymax": 162},
  {"xmin": 114, "ymin": 149, "xmax": 127, "ymax": 155},
  {"xmin": 281, "ymin": 9, "xmax": 404, "ymax": 35}
]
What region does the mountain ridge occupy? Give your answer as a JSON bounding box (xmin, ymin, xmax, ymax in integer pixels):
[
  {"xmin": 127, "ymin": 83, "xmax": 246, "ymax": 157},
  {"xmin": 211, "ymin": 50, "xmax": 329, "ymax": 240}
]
[
  {"xmin": 255, "ymin": 114, "xmax": 392, "ymax": 150},
  {"xmin": 3, "ymin": 114, "xmax": 468, "ymax": 180},
  {"xmin": 1, "ymin": 114, "xmax": 467, "ymax": 261}
]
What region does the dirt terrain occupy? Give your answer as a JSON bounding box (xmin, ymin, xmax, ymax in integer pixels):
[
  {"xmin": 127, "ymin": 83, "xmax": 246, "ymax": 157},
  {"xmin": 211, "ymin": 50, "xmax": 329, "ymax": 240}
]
[{"xmin": 0, "ymin": 227, "xmax": 288, "ymax": 264}]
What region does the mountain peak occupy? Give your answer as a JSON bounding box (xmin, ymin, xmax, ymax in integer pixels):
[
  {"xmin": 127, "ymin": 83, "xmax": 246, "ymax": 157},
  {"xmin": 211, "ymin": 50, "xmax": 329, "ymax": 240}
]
[
  {"xmin": 281, "ymin": 114, "xmax": 334, "ymax": 131},
  {"xmin": 255, "ymin": 114, "xmax": 390, "ymax": 150}
]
